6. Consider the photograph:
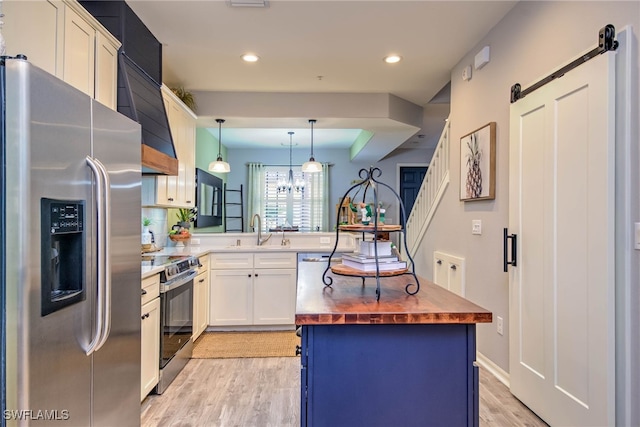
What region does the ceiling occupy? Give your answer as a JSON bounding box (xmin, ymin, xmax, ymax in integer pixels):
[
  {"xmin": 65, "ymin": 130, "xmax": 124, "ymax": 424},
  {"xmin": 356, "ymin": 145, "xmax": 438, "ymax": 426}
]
[{"xmin": 126, "ymin": 0, "xmax": 517, "ymax": 155}]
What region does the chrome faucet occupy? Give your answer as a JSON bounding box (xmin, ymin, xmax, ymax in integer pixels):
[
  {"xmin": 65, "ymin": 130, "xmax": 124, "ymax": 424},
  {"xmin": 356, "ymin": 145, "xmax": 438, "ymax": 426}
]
[
  {"xmin": 250, "ymin": 213, "xmax": 272, "ymax": 246},
  {"xmin": 281, "ymin": 228, "xmax": 290, "ymax": 246}
]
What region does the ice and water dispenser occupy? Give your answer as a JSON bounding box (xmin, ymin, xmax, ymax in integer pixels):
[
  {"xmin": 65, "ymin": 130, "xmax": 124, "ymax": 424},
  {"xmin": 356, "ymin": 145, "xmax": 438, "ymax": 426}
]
[{"xmin": 41, "ymin": 198, "xmax": 85, "ymax": 316}]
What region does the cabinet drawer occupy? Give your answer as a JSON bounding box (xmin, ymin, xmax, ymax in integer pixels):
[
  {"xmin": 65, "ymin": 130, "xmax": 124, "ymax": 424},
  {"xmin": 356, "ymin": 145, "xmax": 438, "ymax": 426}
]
[
  {"xmin": 210, "ymin": 252, "xmax": 253, "ymax": 269},
  {"xmin": 141, "ymin": 274, "xmax": 160, "ymax": 305},
  {"xmin": 197, "ymin": 254, "xmax": 210, "ymax": 274},
  {"xmin": 254, "ymin": 252, "xmax": 297, "ymax": 269}
]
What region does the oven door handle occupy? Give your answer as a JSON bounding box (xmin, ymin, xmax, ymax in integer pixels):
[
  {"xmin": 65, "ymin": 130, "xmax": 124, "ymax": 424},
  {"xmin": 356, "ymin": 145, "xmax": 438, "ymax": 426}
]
[{"xmin": 161, "ymin": 270, "xmax": 198, "ymax": 293}]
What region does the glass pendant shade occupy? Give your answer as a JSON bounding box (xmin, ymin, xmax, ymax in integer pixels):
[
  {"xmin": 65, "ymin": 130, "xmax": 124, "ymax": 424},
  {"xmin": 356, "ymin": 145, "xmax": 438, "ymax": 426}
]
[
  {"xmin": 209, "ymin": 157, "xmax": 231, "ymax": 173},
  {"xmin": 301, "ymin": 119, "xmax": 321, "ymax": 173},
  {"xmin": 301, "ymin": 159, "xmax": 322, "ymax": 172},
  {"xmin": 208, "ymin": 118, "xmax": 230, "ymax": 173}
]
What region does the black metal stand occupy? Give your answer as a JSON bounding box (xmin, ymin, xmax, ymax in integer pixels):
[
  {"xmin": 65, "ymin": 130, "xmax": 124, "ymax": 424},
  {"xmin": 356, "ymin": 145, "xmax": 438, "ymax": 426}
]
[{"xmin": 322, "ymin": 167, "xmax": 420, "ymax": 301}]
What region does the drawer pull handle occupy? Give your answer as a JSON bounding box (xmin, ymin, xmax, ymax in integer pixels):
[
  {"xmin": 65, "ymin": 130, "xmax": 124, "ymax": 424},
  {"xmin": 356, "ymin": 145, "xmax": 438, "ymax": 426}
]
[
  {"xmin": 450, "ymin": 264, "xmax": 457, "ymax": 270},
  {"xmin": 141, "ymin": 289, "xmax": 147, "ymax": 296}
]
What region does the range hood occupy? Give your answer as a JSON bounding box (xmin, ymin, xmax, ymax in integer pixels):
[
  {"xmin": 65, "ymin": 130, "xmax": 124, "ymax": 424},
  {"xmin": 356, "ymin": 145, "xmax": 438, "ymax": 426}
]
[
  {"xmin": 78, "ymin": 0, "xmax": 178, "ymax": 175},
  {"xmin": 118, "ymin": 53, "xmax": 178, "ymax": 175}
]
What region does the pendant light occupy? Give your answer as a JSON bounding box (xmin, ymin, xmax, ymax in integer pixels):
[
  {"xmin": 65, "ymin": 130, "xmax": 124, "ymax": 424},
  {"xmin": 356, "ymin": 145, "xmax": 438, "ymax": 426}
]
[
  {"xmin": 301, "ymin": 119, "xmax": 322, "ymax": 173},
  {"xmin": 208, "ymin": 118, "xmax": 231, "ymax": 173},
  {"xmin": 277, "ymin": 132, "xmax": 305, "ymax": 193}
]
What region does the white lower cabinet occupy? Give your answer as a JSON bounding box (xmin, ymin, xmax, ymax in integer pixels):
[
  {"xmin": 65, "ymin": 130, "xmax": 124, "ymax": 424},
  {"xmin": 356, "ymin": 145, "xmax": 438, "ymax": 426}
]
[
  {"xmin": 209, "ymin": 252, "xmax": 297, "ymax": 326},
  {"xmin": 140, "ymin": 274, "xmax": 160, "ymax": 401},
  {"xmin": 193, "ymin": 255, "xmax": 210, "ymax": 340},
  {"xmin": 253, "ymin": 268, "xmax": 297, "ymax": 325}
]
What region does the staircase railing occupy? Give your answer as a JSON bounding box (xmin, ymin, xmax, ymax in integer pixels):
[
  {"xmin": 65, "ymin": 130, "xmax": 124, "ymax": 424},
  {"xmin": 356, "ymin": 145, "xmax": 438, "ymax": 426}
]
[{"xmin": 404, "ymin": 119, "xmax": 451, "ymax": 255}]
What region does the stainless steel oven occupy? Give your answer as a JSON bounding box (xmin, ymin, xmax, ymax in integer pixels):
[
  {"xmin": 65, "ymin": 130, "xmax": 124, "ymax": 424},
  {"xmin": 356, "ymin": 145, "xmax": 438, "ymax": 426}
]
[{"xmin": 153, "ymin": 256, "xmax": 199, "ymax": 394}]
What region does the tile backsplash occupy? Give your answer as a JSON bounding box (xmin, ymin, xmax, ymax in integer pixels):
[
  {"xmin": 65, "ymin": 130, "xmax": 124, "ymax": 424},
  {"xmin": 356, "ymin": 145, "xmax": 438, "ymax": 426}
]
[{"xmin": 142, "ymin": 208, "xmax": 168, "ymax": 248}]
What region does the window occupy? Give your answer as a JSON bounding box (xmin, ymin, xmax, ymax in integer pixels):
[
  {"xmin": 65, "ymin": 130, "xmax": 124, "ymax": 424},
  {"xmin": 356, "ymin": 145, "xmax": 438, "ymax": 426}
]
[{"xmin": 262, "ymin": 166, "xmax": 324, "ymax": 232}]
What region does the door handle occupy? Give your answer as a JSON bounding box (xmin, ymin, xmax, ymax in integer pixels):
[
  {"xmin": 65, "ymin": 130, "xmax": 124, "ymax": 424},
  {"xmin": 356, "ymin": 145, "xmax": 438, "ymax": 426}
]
[
  {"xmin": 85, "ymin": 156, "xmax": 105, "ymax": 355},
  {"xmin": 85, "ymin": 157, "xmax": 112, "ymax": 354},
  {"xmin": 94, "ymin": 158, "xmax": 112, "ymax": 351},
  {"xmin": 503, "ymin": 228, "xmax": 517, "ymax": 272}
]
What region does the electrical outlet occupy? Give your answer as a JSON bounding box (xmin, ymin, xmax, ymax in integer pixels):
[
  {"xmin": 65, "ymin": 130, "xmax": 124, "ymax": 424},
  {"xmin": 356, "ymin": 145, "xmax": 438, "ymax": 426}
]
[
  {"xmin": 191, "ymin": 238, "xmax": 200, "ymax": 246},
  {"xmin": 472, "ymin": 220, "xmax": 482, "ymax": 235},
  {"xmin": 320, "ymin": 237, "xmax": 330, "ymax": 244},
  {"xmin": 497, "ymin": 316, "xmax": 504, "ymax": 335}
]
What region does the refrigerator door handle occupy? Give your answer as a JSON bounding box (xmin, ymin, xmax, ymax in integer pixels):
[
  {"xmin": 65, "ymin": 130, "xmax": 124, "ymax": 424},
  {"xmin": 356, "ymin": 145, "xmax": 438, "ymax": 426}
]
[
  {"xmin": 85, "ymin": 156, "xmax": 105, "ymax": 355},
  {"xmin": 94, "ymin": 158, "xmax": 112, "ymax": 351}
]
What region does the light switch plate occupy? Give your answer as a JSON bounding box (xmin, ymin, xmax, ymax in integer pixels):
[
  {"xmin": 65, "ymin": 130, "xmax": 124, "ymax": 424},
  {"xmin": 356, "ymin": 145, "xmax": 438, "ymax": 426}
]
[
  {"xmin": 472, "ymin": 220, "xmax": 482, "ymax": 235},
  {"xmin": 462, "ymin": 65, "xmax": 472, "ymax": 81},
  {"xmin": 320, "ymin": 237, "xmax": 330, "ymax": 244},
  {"xmin": 635, "ymin": 222, "xmax": 640, "ymax": 250}
]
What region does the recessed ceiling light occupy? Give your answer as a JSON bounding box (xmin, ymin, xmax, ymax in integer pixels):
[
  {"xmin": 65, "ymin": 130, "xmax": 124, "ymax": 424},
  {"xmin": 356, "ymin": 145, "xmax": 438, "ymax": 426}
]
[
  {"xmin": 383, "ymin": 55, "xmax": 402, "ymax": 64},
  {"xmin": 241, "ymin": 53, "xmax": 260, "ymax": 62},
  {"xmin": 228, "ymin": 0, "xmax": 269, "ymax": 7}
]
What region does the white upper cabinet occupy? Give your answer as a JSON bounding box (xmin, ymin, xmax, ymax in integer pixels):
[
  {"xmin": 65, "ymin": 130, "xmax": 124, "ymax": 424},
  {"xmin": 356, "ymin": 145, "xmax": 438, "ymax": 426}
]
[
  {"xmin": 2, "ymin": 0, "xmax": 120, "ymax": 110},
  {"xmin": 142, "ymin": 86, "xmax": 196, "ymax": 208}
]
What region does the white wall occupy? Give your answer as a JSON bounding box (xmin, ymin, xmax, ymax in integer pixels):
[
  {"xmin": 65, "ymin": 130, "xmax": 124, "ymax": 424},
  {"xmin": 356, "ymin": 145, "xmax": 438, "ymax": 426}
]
[{"xmin": 418, "ymin": 1, "xmax": 639, "ymax": 423}]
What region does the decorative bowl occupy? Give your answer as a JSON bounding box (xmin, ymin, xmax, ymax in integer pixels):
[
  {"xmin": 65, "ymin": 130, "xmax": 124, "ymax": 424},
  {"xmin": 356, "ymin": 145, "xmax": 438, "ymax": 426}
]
[{"xmin": 169, "ymin": 233, "xmax": 191, "ymax": 242}]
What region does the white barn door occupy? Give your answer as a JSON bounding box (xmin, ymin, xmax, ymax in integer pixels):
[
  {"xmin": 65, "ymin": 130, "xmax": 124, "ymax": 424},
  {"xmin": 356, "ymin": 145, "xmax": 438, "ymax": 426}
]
[{"xmin": 508, "ymin": 52, "xmax": 616, "ymax": 426}]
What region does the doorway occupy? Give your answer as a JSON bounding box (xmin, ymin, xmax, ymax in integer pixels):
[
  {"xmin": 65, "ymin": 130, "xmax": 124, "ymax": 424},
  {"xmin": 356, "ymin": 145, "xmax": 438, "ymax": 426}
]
[{"xmin": 398, "ymin": 166, "xmax": 427, "ymax": 227}]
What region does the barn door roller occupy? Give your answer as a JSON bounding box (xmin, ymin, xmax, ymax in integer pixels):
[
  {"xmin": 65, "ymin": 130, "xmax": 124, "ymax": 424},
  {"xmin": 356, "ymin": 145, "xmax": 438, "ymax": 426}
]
[{"xmin": 510, "ymin": 24, "xmax": 618, "ymax": 103}]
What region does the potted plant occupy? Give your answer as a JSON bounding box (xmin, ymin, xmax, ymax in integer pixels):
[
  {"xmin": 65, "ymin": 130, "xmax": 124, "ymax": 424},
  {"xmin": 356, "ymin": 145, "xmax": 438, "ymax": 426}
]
[
  {"xmin": 141, "ymin": 217, "xmax": 153, "ymax": 246},
  {"xmin": 176, "ymin": 207, "xmax": 197, "ymax": 229}
]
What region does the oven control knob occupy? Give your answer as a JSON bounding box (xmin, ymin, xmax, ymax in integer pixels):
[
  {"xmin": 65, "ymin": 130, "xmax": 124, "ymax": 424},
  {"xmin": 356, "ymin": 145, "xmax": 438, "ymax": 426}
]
[{"xmin": 167, "ymin": 266, "xmax": 177, "ymax": 276}]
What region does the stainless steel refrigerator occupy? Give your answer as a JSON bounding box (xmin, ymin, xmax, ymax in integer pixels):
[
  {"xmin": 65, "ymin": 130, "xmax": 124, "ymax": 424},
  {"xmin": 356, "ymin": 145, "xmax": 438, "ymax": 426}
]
[{"xmin": 1, "ymin": 58, "xmax": 142, "ymax": 426}]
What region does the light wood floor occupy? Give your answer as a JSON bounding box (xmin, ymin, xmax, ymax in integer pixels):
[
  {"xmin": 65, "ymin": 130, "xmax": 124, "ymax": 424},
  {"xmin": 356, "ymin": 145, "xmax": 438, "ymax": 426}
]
[{"xmin": 141, "ymin": 358, "xmax": 548, "ymax": 427}]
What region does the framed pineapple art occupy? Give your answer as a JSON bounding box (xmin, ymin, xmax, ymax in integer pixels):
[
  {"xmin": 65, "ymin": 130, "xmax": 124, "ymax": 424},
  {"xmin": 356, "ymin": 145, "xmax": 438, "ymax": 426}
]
[{"xmin": 460, "ymin": 122, "xmax": 496, "ymax": 201}]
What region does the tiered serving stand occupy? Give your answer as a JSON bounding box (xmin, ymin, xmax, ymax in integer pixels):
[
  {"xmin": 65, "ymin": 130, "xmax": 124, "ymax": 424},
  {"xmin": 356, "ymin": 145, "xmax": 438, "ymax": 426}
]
[{"xmin": 322, "ymin": 166, "xmax": 420, "ymax": 300}]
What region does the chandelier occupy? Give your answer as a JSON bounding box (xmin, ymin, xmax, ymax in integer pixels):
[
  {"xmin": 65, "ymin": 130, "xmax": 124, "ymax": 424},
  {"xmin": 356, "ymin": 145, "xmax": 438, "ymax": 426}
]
[{"xmin": 277, "ymin": 132, "xmax": 305, "ymax": 193}]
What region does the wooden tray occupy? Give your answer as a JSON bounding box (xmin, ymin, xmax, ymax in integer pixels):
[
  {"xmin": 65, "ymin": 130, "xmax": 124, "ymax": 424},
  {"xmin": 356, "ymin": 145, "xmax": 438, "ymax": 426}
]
[
  {"xmin": 330, "ymin": 263, "xmax": 408, "ymax": 277},
  {"xmin": 338, "ymin": 224, "xmax": 402, "ymax": 232}
]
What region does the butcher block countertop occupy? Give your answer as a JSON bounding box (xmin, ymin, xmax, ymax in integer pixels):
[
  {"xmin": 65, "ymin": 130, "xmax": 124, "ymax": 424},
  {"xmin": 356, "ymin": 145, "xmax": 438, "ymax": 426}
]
[{"xmin": 295, "ymin": 262, "xmax": 492, "ymax": 325}]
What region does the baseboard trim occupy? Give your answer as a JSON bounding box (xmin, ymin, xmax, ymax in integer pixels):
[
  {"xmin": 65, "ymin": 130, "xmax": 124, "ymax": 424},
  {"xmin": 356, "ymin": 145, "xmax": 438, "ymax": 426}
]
[
  {"xmin": 205, "ymin": 325, "xmax": 296, "ymax": 332},
  {"xmin": 476, "ymin": 351, "xmax": 510, "ymax": 388}
]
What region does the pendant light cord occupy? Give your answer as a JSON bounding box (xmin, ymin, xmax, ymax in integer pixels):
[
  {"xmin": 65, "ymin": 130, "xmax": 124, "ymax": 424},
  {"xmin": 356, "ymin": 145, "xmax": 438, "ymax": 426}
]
[
  {"xmin": 216, "ymin": 118, "xmax": 225, "ymax": 160},
  {"xmin": 309, "ymin": 119, "xmax": 316, "ymax": 160}
]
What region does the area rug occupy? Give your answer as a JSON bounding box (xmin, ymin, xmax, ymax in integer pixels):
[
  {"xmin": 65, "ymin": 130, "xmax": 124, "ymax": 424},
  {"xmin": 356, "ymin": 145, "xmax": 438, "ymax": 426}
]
[{"xmin": 191, "ymin": 331, "xmax": 300, "ymax": 359}]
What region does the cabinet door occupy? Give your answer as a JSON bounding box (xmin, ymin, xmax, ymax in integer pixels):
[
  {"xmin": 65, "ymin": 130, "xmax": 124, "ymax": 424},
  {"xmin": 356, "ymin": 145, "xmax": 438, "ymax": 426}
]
[
  {"xmin": 193, "ymin": 271, "xmax": 209, "ymax": 340},
  {"xmin": 210, "ymin": 269, "xmax": 253, "ymax": 325},
  {"xmin": 94, "ymin": 31, "xmax": 118, "ymax": 110},
  {"xmin": 141, "ymin": 297, "xmax": 160, "ymax": 401},
  {"xmin": 155, "ymin": 94, "xmax": 180, "ymax": 205},
  {"xmin": 182, "ymin": 113, "xmax": 196, "ymax": 207},
  {"xmin": 62, "ymin": 6, "xmax": 95, "ymax": 97},
  {"xmin": 2, "ymin": 0, "xmax": 63, "ymax": 77},
  {"xmin": 253, "ymin": 268, "xmax": 296, "ymax": 325}
]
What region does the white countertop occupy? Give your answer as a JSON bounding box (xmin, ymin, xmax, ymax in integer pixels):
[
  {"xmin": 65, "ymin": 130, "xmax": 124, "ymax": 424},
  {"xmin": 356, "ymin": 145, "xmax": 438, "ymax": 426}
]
[{"xmin": 141, "ymin": 242, "xmax": 353, "ymax": 279}]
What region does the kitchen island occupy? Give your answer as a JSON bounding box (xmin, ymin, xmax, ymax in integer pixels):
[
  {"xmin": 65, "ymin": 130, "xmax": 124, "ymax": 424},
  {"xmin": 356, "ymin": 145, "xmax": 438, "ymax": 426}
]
[{"xmin": 296, "ymin": 262, "xmax": 492, "ymax": 427}]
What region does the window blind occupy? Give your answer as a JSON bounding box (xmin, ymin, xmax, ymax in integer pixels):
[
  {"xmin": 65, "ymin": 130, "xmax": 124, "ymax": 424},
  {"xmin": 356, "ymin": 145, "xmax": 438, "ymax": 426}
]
[{"xmin": 263, "ymin": 166, "xmax": 324, "ymax": 232}]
